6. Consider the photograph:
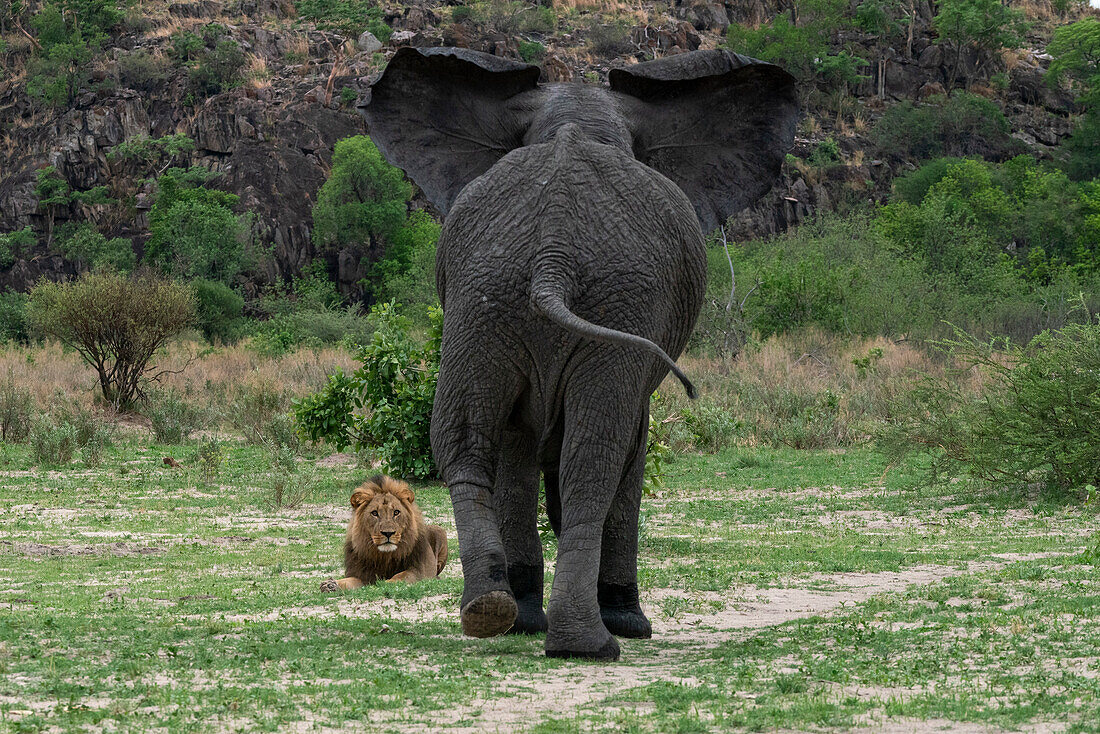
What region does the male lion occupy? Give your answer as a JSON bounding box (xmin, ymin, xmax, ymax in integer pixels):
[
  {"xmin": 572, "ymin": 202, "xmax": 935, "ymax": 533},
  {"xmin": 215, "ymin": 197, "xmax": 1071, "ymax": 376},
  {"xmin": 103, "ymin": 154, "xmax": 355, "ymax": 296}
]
[{"xmin": 320, "ymin": 475, "xmax": 448, "ymax": 591}]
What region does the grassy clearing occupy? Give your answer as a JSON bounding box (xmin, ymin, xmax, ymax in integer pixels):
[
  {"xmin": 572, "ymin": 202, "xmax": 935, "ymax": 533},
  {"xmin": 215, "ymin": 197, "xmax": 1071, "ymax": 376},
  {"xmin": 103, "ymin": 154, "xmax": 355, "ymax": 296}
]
[{"xmin": 0, "ymin": 440, "xmax": 1096, "ymax": 732}]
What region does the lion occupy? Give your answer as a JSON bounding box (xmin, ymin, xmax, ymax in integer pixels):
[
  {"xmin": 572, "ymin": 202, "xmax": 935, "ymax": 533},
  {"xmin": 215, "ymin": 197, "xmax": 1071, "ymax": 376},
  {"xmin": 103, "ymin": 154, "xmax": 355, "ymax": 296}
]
[{"xmin": 320, "ymin": 475, "xmax": 448, "ymax": 591}]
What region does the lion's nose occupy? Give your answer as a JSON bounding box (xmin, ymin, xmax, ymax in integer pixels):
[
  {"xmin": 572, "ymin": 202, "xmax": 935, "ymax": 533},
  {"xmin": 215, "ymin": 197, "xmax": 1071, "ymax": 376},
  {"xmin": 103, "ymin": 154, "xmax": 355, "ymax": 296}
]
[{"xmin": 382, "ymin": 530, "xmax": 395, "ymax": 540}]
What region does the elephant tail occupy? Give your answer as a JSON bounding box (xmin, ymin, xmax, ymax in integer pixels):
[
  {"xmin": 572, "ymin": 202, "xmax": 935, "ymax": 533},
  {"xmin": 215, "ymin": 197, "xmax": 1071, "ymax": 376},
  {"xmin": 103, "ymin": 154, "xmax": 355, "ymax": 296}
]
[{"xmin": 530, "ymin": 285, "xmax": 697, "ymax": 400}]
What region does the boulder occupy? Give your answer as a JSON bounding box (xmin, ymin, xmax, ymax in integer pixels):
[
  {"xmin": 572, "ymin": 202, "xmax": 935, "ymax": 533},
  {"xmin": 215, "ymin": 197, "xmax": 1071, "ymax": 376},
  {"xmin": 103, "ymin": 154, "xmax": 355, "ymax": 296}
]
[{"xmin": 357, "ymin": 31, "xmax": 383, "ymax": 54}]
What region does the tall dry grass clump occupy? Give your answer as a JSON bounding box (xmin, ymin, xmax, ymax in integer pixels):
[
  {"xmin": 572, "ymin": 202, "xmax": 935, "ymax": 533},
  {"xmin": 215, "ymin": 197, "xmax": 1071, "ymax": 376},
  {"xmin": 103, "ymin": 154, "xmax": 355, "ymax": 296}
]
[{"xmin": 654, "ymin": 330, "xmax": 980, "ymax": 451}]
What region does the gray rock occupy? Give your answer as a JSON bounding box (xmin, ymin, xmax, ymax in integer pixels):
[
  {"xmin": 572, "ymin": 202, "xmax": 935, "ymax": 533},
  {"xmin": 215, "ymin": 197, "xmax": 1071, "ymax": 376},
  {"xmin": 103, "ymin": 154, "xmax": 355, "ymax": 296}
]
[{"xmin": 357, "ymin": 31, "xmax": 382, "ymax": 54}]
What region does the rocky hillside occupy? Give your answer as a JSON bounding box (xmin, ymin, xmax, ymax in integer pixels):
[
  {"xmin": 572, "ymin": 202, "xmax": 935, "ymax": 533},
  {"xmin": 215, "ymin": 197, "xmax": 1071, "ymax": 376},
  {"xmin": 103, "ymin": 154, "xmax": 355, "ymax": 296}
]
[{"xmin": 0, "ymin": 0, "xmax": 1094, "ymax": 299}]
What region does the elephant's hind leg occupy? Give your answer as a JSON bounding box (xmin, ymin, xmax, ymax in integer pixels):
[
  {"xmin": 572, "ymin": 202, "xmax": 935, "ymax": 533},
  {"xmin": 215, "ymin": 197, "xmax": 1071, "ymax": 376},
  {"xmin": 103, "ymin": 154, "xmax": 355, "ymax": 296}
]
[
  {"xmin": 432, "ymin": 362, "xmax": 523, "ymax": 638},
  {"xmin": 598, "ymin": 409, "xmax": 652, "ymax": 639},
  {"xmin": 545, "ymin": 368, "xmax": 642, "ymax": 661},
  {"xmin": 496, "ymin": 427, "xmax": 547, "ymax": 635}
]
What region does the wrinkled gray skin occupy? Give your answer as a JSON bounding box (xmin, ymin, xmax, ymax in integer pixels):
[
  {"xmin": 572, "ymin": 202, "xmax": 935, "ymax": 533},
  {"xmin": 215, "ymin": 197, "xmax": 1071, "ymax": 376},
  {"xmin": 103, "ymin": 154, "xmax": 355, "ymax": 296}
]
[{"xmin": 360, "ymin": 47, "xmax": 796, "ymax": 660}]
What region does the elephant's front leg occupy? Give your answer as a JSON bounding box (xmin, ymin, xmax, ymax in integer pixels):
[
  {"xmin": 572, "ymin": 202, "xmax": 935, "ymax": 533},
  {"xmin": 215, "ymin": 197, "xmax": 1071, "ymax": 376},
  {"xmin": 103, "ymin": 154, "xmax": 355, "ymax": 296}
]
[
  {"xmin": 496, "ymin": 428, "xmax": 547, "ymax": 634},
  {"xmin": 598, "ymin": 411, "xmax": 652, "ymax": 639}
]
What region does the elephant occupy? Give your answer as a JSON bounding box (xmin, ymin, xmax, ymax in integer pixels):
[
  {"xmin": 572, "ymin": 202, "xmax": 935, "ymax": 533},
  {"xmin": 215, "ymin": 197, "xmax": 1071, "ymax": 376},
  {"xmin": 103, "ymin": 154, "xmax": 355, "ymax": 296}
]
[{"xmin": 358, "ymin": 46, "xmax": 796, "ymax": 659}]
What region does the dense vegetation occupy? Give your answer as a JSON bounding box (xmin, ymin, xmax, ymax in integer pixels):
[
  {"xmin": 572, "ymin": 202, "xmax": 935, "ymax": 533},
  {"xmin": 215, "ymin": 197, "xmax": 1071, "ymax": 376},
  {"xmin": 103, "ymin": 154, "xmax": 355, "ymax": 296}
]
[{"xmin": 0, "ymin": 0, "xmax": 1098, "ymax": 493}]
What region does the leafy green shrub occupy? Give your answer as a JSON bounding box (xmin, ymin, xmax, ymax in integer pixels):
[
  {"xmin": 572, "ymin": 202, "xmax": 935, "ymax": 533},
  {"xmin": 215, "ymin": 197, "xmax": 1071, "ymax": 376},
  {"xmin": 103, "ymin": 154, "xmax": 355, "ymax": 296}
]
[
  {"xmin": 190, "ymin": 37, "xmax": 246, "ymax": 95},
  {"xmin": 680, "ymin": 402, "xmax": 743, "ymax": 453},
  {"xmin": 146, "ymin": 388, "xmax": 208, "ymax": 443},
  {"xmin": 55, "ymin": 222, "xmax": 135, "ymax": 272},
  {"xmin": 879, "ymin": 316, "xmax": 1100, "ymax": 492},
  {"xmin": 191, "ymin": 278, "xmax": 246, "ymax": 344},
  {"xmin": 295, "ymin": 0, "xmax": 392, "ymax": 42},
  {"xmin": 726, "ymin": 0, "xmax": 866, "ymax": 90},
  {"xmin": 169, "ymin": 30, "xmax": 204, "ymax": 61},
  {"xmin": 292, "ymin": 367, "xmax": 357, "ymax": 448},
  {"xmin": 807, "ymin": 137, "xmax": 841, "ymax": 169},
  {"xmin": 117, "ymin": 49, "xmax": 168, "ymax": 91},
  {"xmin": 371, "ymin": 210, "xmax": 441, "ymax": 316},
  {"xmin": 872, "ymin": 93, "xmax": 1019, "ymax": 161},
  {"xmin": 0, "ymin": 228, "xmax": 35, "ymax": 268},
  {"xmin": 0, "ymin": 292, "xmax": 30, "ymax": 344},
  {"xmin": 933, "ymin": 0, "xmax": 1027, "ymax": 87},
  {"xmin": 518, "ymin": 40, "xmax": 546, "ymax": 63},
  {"xmin": 293, "ymin": 302, "xmax": 441, "ymax": 478},
  {"xmin": 192, "ymin": 438, "xmax": 226, "ymax": 483},
  {"xmin": 145, "ymin": 167, "xmax": 243, "ymax": 283},
  {"xmin": 0, "ymin": 371, "xmax": 34, "ymax": 442},
  {"xmin": 251, "ymin": 307, "xmax": 376, "ymax": 355},
  {"xmin": 29, "ymin": 413, "xmax": 77, "ymax": 465},
  {"xmin": 27, "ymin": 271, "xmax": 195, "ymax": 409},
  {"xmin": 644, "ymin": 410, "xmax": 672, "ymax": 494},
  {"xmin": 312, "ymin": 136, "xmax": 411, "ymax": 254}
]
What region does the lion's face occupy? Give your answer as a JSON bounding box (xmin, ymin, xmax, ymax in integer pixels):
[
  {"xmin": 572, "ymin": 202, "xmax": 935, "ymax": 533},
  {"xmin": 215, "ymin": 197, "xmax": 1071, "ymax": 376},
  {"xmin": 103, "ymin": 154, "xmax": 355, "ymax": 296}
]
[{"xmin": 350, "ymin": 477, "xmax": 417, "ymax": 554}]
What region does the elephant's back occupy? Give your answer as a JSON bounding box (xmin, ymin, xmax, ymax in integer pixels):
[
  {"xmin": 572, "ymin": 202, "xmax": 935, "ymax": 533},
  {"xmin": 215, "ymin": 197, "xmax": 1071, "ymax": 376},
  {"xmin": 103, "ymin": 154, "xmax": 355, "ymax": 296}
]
[{"xmin": 441, "ymin": 129, "xmax": 706, "ymax": 313}]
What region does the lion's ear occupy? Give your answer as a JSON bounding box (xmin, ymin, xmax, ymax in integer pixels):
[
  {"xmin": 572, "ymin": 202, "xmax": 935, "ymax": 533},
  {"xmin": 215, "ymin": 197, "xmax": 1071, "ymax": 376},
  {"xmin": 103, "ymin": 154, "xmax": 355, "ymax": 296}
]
[
  {"xmin": 350, "ymin": 484, "xmax": 377, "ymax": 508},
  {"xmin": 388, "ymin": 479, "xmax": 415, "ymax": 506}
]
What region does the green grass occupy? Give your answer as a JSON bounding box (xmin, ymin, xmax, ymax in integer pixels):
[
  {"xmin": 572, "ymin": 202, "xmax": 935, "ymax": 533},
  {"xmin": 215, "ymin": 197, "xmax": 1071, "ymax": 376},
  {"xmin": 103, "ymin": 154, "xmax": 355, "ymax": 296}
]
[{"xmin": 0, "ymin": 440, "xmax": 1097, "ymax": 731}]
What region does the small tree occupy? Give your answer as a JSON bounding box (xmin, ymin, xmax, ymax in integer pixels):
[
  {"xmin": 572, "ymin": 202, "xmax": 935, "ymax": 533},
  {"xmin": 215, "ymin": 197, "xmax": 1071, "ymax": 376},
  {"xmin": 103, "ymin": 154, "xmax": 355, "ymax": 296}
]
[
  {"xmin": 933, "ymin": 0, "xmax": 1028, "ymax": 88},
  {"xmin": 311, "ymin": 135, "xmax": 411, "ymax": 253},
  {"xmin": 1048, "ymin": 18, "xmax": 1100, "ymax": 180},
  {"xmin": 27, "ymin": 271, "xmax": 195, "ymax": 409}
]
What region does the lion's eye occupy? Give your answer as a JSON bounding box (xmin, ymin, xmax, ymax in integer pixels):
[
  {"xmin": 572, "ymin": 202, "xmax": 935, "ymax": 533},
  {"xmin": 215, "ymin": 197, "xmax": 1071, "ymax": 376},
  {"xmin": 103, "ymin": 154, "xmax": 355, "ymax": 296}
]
[
  {"xmin": 370, "ymin": 510, "xmax": 378, "ymax": 517},
  {"xmin": 393, "ymin": 509, "xmax": 400, "ymax": 517}
]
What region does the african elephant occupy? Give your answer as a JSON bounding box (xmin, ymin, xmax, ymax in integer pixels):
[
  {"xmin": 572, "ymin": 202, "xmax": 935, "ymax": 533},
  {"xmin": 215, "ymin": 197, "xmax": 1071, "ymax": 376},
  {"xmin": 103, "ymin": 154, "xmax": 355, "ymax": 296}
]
[{"xmin": 359, "ymin": 47, "xmax": 796, "ymax": 659}]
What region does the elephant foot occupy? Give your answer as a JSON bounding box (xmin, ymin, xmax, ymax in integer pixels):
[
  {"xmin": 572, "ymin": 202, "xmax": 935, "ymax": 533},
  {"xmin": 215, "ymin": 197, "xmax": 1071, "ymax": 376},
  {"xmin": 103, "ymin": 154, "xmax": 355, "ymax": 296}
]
[
  {"xmin": 461, "ymin": 590, "xmax": 517, "ymax": 638},
  {"xmin": 508, "ymin": 605, "xmax": 548, "ymax": 635},
  {"xmin": 505, "ymin": 563, "xmax": 547, "ymax": 635},
  {"xmin": 545, "ymin": 632, "xmax": 620, "ymax": 661},
  {"xmin": 598, "ymin": 582, "xmax": 652, "ymax": 639}
]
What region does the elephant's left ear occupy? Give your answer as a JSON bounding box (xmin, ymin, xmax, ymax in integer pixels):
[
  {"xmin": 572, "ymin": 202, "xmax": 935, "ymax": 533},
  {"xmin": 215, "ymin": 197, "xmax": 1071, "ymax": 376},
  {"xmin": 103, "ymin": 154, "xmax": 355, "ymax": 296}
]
[
  {"xmin": 609, "ymin": 50, "xmax": 798, "ymax": 233},
  {"xmin": 359, "ymin": 47, "xmax": 541, "ymax": 215}
]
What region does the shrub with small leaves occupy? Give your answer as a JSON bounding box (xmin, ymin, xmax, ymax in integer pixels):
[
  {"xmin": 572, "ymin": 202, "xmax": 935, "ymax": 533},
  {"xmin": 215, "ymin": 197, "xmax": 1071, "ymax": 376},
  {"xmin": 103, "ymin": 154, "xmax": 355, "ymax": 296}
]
[
  {"xmin": 29, "ymin": 414, "xmax": 77, "ymax": 466},
  {"xmin": 146, "ymin": 388, "xmax": 208, "ymax": 444},
  {"xmin": 231, "ymin": 380, "xmax": 289, "ymax": 444},
  {"xmin": 192, "ymin": 438, "xmax": 226, "ymax": 483},
  {"xmin": 879, "ymin": 314, "xmax": 1100, "ymax": 492},
  {"xmin": 293, "ymin": 302, "xmax": 440, "ymax": 478}
]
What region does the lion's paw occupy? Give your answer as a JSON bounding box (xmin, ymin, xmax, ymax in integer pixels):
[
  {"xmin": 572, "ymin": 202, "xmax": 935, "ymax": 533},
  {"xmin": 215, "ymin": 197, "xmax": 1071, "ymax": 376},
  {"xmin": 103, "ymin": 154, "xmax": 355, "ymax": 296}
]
[{"xmin": 319, "ymin": 578, "xmax": 340, "ymax": 593}]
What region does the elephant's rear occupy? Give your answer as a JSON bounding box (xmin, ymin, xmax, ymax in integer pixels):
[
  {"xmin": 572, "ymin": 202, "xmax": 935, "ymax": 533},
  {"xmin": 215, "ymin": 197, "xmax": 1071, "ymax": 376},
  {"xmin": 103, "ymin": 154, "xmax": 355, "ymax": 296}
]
[{"xmin": 432, "ymin": 127, "xmax": 706, "ymax": 462}]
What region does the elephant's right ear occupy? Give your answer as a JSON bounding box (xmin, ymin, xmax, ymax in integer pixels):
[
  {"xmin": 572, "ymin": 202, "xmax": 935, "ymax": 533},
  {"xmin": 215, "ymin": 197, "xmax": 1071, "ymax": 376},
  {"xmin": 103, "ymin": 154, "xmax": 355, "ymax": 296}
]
[{"xmin": 358, "ymin": 47, "xmax": 541, "ymax": 215}]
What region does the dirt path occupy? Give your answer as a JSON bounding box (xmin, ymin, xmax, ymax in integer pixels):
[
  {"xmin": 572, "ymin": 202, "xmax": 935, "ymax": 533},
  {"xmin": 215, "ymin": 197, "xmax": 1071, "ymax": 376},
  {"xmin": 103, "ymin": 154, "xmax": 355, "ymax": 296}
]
[{"xmin": 416, "ymin": 563, "xmax": 1012, "ymax": 733}]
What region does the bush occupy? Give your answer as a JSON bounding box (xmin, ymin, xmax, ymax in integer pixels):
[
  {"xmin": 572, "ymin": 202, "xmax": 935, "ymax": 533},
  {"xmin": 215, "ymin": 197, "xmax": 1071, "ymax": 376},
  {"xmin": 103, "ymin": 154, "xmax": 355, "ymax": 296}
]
[
  {"xmin": 146, "ymin": 388, "xmax": 208, "ymax": 443},
  {"xmin": 518, "ymin": 40, "xmax": 546, "ymax": 63},
  {"xmin": 588, "ymin": 21, "xmax": 632, "ymax": 57},
  {"xmin": 231, "ymin": 379, "xmax": 289, "ymax": 444},
  {"xmin": 312, "ymin": 136, "xmax": 411, "ymax": 254},
  {"xmin": 0, "ymin": 228, "xmax": 35, "ymax": 268},
  {"xmin": 189, "ymin": 37, "xmax": 246, "ymax": 96},
  {"xmin": 879, "ymin": 315, "xmax": 1100, "ymax": 492},
  {"xmin": 55, "ymin": 222, "xmax": 135, "ymax": 272},
  {"xmin": 0, "ymin": 292, "xmax": 30, "ymax": 344},
  {"xmin": 191, "ymin": 278, "xmax": 246, "ymax": 344},
  {"xmin": 145, "ymin": 167, "xmax": 244, "ymax": 283},
  {"xmin": 872, "ymin": 93, "xmax": 1019, "ymax": 161},
  {"xmin": 192, "ymin": 438, "xmax": 226, "ymax": 483},
  {"xmin": 29, "ymin": 413, "xmax": 77, "ymax": 465},
  {"xmin": 293, "ymin": 302, "xmax": 441, "ymax": 478},
  {"xmin": 117, "ymin": 49, "xmax": 168, "ymax": 91},
  {"xmin": 371, "ymin": 210, "xmax": 441, "ymax": 317},
  {"xmin": 27, "ymin": 271, "xmax": 195, "ymax": 409},
  {"xmin": 295, "ymin": 0, "xmax": 392, "ymax": 41},
  {"xmin": 726, "ymin": 0, "xmax": 866, "ymax": 90},
  {"xmin": 0, "ymin": 371, "xmax": 33, "ymax": 443}
]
